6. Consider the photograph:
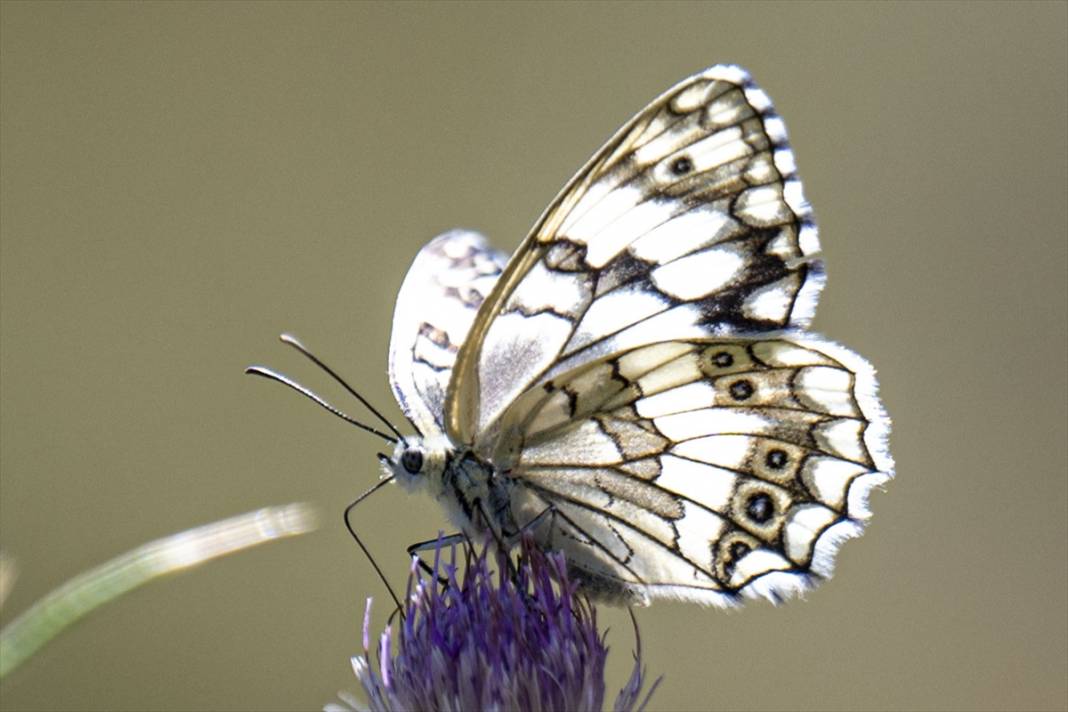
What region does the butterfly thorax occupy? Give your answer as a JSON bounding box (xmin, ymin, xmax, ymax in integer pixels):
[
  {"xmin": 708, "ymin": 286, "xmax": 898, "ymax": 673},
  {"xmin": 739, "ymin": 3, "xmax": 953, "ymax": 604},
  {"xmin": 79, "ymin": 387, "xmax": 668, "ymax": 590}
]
[{"xmin": 386, "ymin": 435, "xmax": 518, "ymax": 538}]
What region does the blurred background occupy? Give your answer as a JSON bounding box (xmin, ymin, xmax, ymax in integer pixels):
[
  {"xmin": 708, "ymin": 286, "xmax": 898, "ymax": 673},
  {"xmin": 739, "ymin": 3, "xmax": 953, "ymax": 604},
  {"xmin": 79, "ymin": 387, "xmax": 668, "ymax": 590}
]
[{"xmin": 1, "ymin": 3, "xmax": 1065, "ymax": 711}]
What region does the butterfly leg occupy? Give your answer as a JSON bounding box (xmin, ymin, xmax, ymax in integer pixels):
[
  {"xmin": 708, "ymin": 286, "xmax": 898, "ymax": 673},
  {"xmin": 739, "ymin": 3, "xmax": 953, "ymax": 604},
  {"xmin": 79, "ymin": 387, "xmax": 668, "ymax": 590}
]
[
  {"xmin": 406, "ymin": 532, "xmax": 467, "ymax": 586},
  {"xmin": 504, "ymin": 504, "xmax": 558, "ymax": 548},
  {"xmin": 472, "ymin": 497, "xmax": 525, "ymax": 583}
]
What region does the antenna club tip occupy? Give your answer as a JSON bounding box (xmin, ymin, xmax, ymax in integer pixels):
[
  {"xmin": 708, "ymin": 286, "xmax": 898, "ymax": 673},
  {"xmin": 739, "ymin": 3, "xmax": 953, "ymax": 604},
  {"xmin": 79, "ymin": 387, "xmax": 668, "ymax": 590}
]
[{"xmin": 279, "ymin": 332, "xmax": 304, "ymax": 347}]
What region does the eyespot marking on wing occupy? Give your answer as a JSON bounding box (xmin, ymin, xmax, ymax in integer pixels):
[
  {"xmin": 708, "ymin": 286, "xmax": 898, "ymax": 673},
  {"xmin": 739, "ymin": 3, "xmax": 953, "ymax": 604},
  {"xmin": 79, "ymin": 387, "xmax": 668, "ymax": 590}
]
[{"xmin": 504, "ymin": 333, "xmax": 891, "ymax": 605}]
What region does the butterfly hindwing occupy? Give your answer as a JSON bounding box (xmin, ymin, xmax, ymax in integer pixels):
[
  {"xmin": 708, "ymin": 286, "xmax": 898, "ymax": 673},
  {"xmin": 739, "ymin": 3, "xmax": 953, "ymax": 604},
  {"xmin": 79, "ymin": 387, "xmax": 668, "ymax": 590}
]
[
  {"xmin": 388, "ymin": 229, "xmax": 507, "ymax": 436},
  {"xmin": 499, "ymin": 334, "xmax": 891, "ymax": 606},
  {"xmin": 446, "ymin": 65, "xmax": 825, "ymax": 445}
]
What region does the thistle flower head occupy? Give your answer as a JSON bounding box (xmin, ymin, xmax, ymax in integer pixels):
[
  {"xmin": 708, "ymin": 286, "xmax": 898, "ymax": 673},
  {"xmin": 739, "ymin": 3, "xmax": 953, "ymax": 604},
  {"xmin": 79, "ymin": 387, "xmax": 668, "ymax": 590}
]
[{"xmin": 329, "ymin": 536, "xmax": 658, "ymax": 712}]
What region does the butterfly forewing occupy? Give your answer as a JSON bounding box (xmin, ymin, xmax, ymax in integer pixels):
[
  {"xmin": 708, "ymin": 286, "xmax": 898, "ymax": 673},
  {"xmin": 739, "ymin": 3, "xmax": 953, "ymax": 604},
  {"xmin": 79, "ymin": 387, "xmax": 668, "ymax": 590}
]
[
  {"xmin": 387, "ymin": 229, "xmax": 507, "ymax": 436},
  {"xmin": 446, "ymin": 65, "xmax": 825, "ymax": 445}
]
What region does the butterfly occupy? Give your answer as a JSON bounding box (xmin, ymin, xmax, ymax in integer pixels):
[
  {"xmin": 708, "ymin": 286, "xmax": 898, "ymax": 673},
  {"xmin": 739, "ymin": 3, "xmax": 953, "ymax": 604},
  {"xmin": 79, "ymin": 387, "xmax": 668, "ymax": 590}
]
[
  {"xmin": 377, "ymin": 65, "xmax": 895, "ymax": 607},
  {"xmin": 260, "ymin": 64, "xmax": 893, "ymax": 608}
]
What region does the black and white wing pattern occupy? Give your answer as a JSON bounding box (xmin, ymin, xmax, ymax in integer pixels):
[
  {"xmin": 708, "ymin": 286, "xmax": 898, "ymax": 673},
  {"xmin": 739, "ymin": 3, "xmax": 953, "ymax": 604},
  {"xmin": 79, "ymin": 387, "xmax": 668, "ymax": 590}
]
[
  {"xmin": 496, "ymin": 335, "xmax": 891, "ymax": 606},
  {"xmin": 445, "ymin": 65, "xmax": 825, "ymax": 446},
  {"xmin": 386, "ymin": 65, "xmax": 891, "ymax": 607},
  {"xmin": 388, "ymin": 230, "xmax": 507, "ymax": 436}
]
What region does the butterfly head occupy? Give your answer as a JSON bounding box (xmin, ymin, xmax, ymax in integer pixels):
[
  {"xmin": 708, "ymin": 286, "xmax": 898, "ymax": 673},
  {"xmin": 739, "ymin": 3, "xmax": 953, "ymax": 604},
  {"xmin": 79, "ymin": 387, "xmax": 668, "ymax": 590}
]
[{"xmin": 382, "ymin": 435, "xmax": 448, "ymax": 493}]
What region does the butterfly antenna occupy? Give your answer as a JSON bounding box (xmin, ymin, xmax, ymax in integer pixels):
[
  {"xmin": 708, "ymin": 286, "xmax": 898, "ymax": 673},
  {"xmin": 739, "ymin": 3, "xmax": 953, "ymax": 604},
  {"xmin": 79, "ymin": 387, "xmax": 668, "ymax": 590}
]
[
  {"xmin": 278, "ymin": 333, "xmax": 406, "ymax": 443},
  {"xmin": 346, "ymin": 467, "xmax": 405, "ymax": 618},
  {"xmin": 245, "ymin": 366, "xmax": 397, "ymax": 444}
]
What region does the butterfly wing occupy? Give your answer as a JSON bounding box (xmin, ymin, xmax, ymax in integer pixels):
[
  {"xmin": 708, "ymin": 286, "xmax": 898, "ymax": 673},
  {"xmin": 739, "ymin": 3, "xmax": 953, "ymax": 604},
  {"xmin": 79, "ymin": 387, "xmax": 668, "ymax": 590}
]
[
  {"xmin": 446, "ymin": 65, "xmax": 824, "ymax": 445},
  {"xmin": 499, "ymin": 334, "xmax": 892, "ymax": 606},
  {"xmin": 388, "ymin": 229, "xmax": 508, "ymax": 436}
]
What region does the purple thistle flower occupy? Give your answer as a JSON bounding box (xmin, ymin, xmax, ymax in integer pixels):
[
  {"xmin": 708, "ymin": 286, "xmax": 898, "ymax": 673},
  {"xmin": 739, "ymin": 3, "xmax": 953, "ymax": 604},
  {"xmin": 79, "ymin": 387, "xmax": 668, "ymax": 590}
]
[{"xmin": 328, "ymin": 536, "xmax": 659, "ymax": 712}]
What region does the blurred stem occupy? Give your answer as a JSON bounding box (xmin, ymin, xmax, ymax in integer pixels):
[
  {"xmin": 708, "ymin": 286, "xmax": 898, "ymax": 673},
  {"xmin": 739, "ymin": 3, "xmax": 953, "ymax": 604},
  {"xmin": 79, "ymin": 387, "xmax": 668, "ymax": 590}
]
[
  {"xmin": 0, "ymin": 553, "xmax": 15, "ymax": 610},
  {"xmin": 0, "ymin": 503, "xmax": 318, "ymax": 678}
]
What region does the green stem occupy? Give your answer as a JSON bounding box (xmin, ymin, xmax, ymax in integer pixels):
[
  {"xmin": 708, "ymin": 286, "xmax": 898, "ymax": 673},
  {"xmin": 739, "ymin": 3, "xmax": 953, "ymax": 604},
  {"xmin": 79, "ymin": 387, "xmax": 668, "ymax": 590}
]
[{"xmin": 0, "ymin": 503, "xmax": 317, "ymax": 678}]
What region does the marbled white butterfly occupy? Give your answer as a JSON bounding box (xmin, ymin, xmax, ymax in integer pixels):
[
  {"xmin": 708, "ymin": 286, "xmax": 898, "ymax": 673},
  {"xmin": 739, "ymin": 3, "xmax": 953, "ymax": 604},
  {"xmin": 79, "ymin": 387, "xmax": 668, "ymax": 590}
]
[
  {"xmin": 381, "ymin": 65, "xmax": 893, "ymax": 607},
  {"xmin": 261, "ymin": 65, "xmax": 893, "ymax": 607}
]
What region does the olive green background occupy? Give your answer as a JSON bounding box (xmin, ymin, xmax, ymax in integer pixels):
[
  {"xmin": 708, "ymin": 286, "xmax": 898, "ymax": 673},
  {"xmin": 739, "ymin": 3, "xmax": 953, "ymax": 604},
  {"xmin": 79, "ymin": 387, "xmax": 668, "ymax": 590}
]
[{"xmin": 1, "ymin": 2, "xmax": 1065, "ymax": 711}]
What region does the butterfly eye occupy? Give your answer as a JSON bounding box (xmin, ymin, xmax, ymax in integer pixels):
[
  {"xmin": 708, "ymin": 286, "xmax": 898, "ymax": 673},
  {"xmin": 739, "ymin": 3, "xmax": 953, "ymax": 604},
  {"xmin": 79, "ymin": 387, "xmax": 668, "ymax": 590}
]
[{"xmin": 401, "ymin": 448, "xmax": 424, "ymax": 475}]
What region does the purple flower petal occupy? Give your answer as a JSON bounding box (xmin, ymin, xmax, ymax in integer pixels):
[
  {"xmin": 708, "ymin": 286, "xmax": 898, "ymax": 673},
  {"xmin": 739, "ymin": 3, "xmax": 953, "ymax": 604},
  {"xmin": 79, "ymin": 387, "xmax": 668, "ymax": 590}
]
[{"xmin": 336, "ymin": 535, "xmax": 660, "ymax": 712}]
